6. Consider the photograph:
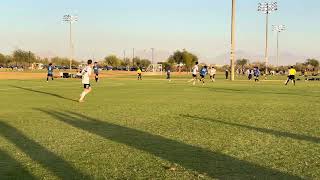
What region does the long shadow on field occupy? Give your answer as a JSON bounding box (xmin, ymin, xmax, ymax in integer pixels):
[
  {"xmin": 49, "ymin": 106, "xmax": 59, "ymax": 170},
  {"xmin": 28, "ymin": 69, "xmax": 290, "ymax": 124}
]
[
  {"xmin": 38, "ymin": 109, "xmax": 301, "ymax": 179},
  {"xmin": 0, "ymin": 149, "xmax": 35, "ymax": 179},
  {"xmin": 207, "ymin": 87, "xmax": 320, "ymax": 98},
  {"xmin": 182, "ymin": 115, "xmax": 320, "ymax": 144},
  {"xmin": 10, "ymin": 85, "xmax": 77, "ymax": 102},
  {"xmin": 0, "ymin": 121, "xmax": 89, "ymax": 179}
]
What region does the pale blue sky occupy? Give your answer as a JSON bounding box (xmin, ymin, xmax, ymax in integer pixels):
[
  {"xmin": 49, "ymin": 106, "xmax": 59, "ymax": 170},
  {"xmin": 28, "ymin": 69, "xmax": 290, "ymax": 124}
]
[{"xmin": 0, "ymin": 0, "xmax": 319, "ymax": 63}]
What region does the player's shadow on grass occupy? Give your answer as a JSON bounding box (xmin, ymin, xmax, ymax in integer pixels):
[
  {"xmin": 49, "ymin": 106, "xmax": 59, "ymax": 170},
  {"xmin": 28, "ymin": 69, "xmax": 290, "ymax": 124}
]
[
  {"xmin": 0, "ymin": 121, "xmax": 89, "ymax": 179},
  {"xmin": 38, "ymin": 109, "xmax": 301, "ymax": 179},
  {"xmin": 0, "ymin": 148, "xmax": 35, "ymax": 179},
  {"xmin": 205, "ymin": 86, "xmax": 320, "ymax": 98},
  {"xmin": 181, "ymin": 114, "xmax": 320, "ymax": 144},
  {"xmin": 10, "ymin": 85, "xmax": 78, "ymax": 102}
]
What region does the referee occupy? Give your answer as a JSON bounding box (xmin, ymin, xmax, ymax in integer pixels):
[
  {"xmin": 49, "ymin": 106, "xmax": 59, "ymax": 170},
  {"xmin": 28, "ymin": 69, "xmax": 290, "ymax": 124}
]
[{"xmin": 285, "ymin": 66, "xmax": 297, "ymax": 86}]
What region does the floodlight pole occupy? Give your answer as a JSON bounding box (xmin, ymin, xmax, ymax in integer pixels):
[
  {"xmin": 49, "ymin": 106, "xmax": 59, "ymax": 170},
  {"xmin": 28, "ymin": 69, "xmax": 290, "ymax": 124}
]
[
  {"xmin": 151, "ymin": 48, "xmax": 155, "ymax": 72},
  {"xmin": 151, "ymin": 48, "xmax": 154, "ymax": 64},
  {"xmin": 258, "ymin": 2, "xmax": 277, "ymax": 75},
  {"xmin": 63, "ymin": 14, "xmax": 77, "ymax": 71},
  {"xmin": 273, "ymin": 25, "xmax": 285, "ymax": 68},
  {"xmin": 265, "ymin": 13, "xmax": 269, "ymax": 75},
  {"xmin": 276, "ymin": 29, "xmax": 279, "ymax": 67},
  {"xmin": 132, "ymin": 48, "xmax": 135, "ymax": 67},
  {"xmin": 69, "ymin": 20, "xmax": 73, "ymax": 71},
  {"xmin": 230, "ymin": 0, "xmax": 236, "ymax": 81}
]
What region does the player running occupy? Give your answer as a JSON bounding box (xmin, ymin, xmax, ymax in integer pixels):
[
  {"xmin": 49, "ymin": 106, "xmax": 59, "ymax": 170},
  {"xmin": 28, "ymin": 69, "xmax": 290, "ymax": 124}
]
[
  {"xmin": 254, "ymin": 67, "xmax": 261, "ymax": 82},
  {"xmin": 209, "ymin": 66, "xmax": 216, "ymax": 82},
  {"xmin": 93, "ymin": 62, "xmax": 99, "ymax": 82},
  {"xmin": 188, "ymin": 62, "xmax": 199, "ymax": 85},
  {"xmin": 285, "ymin": 66, "xmax": 297, "ymax": 86},
  {"xmin": 47, "ymin": 63, "xmax": 54, "ymax": 82},
  {"xmin": 79, "ymin": 60, "xmax": 93, "ymax": 103},
  {"xmin": 200, "ymin": 65, "xmax": 208, "ymax": 85}
]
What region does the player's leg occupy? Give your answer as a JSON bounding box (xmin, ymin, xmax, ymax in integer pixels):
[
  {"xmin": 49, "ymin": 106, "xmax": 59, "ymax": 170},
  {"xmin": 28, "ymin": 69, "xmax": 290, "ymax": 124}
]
[
  {"xmin": 79, "ymin": 85, "xmax": 91, "ymax": 102},
  {"xmin": 292, "ymin": 76, "xmax": 296, "ymax": 85},
  {"xmin": 285, "ymin": 76, "xmax": 290, "ymax": 85},
  {"xmin": 95, "ymin": 74, "xmax": 98, "ymax": 82}
]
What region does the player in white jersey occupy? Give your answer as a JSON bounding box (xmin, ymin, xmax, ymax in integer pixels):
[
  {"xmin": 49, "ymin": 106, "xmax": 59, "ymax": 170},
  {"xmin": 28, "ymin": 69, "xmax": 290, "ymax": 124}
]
[
  {"xmin": 188, "ymin": 62, "xmax": 199, "ymax": 85},
  {"xmin": 209, "ymin": 66, "xmax": 217, "ymax": 82},
  {"xmin": 79, "ymin": 60, "xmax": 93, "ymax": 103}
]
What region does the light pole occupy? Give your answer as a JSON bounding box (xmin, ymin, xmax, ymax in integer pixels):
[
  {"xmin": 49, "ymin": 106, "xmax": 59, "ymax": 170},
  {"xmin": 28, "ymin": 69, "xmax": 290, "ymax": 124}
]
[
  {"xmin": 132, "ymin": 48, "xmax": 135, "ymax": 67},
  {"xmin": 272, "ymin": 25, "xmax": 286, "ymax": 68},
  {"xmin": 151, "ymin": 48, "xmax": 155, "ymax": 72},
  {"xmin": 258, "ymin": 2, "xmax": 278, "ymax": 75},
  {"xmin": 151, "ymin": 48, "xmax": 155, "ymax": 64},
  {"xmin": 230, "ymin": 0, "xmax": 236, "ymax": 81},
  {"xmin": 63, "ymin": 14, "xmax": 78, "ymax": 70}
]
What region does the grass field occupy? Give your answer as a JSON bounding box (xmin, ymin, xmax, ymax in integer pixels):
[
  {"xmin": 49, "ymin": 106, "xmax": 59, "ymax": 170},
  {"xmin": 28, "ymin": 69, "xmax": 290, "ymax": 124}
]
[{"xmin": 0, "ymin": 74, "xmax": 319, "ymax": 179}]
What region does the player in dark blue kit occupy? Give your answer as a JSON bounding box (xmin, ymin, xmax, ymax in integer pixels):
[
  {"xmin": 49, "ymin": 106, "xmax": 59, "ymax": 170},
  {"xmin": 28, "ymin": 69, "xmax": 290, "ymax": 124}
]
[
  {"xmin": 199, "ymin": 65, "xmax": 208, "ymax": 85},
  {"xmin": 93, "ymin": 62, "xmax": 99, "ymax": 82},
  {"xmin": 47, "ymin": 63, "xmax": 54, "ymax": 82}
]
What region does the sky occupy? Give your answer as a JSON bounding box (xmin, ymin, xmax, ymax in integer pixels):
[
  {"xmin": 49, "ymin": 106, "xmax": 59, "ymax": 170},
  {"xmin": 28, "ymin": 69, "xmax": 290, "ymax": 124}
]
[{"xmin": 0, "ymin": 0, "xmax": 319, "ymax": 64}]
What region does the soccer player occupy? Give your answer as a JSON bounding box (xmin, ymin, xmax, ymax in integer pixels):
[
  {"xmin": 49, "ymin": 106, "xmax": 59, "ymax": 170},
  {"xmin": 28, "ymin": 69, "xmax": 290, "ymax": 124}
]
[
  {"xmin": 200, "ymin": 65, "xmax": 208, "ymax": 85},
  {"xmin": 188, "ymin": 62, "xmax": 199, "ymax": 85},
  {"xmin": 254, "ymin": 67, "xmax": 261, "ymax": 82},
  {"xmin": 225, "ymin": 69, "xmax": 229, "ymax": 79},
  {"xmin": 93, "ymin": 62, "xmax": 99, "ymax": 82},
  {"xmin": 47, "ymin": 63, "xmax": 54, "ymax": 82},
  {"xmin": 79, "ymin": 60, "xmax": 93, "ymax": 103},
  {"xmin": 209, "ymin": 66, "xmax": 216, "ymax": 82},
  {"xmin": 137, "ymin": 67, "xmax": 142, "ymax": 80},
  {"xmin": 285, "ymin": 66, "xmax": 297, "ymax": 86},
  {"xmin": 166, "ymin": 66, "xmax": 171, "ymax": 82}
]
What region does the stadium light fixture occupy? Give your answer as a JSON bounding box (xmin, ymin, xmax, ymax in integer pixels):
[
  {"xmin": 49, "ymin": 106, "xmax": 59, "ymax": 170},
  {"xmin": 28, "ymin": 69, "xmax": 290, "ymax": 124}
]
[
  {"xmin": 258, "ymin": 2, "xmax": 278, "ymax": 75},
  {"xmin": 272, "ymin": 25, "xmax": 286, "ymax": 67},
  {"xmin": 63, "ymin": 14, "xmax": 78, "ymax": 70}
]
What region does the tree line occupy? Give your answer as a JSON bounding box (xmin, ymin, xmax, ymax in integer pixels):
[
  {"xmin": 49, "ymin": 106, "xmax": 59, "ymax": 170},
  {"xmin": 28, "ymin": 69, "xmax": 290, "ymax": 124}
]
[
  {"xmin": 234, "ymin": 58, "xmax": 319, "ymax": 74},
  {"xmin": 0, "ymin": 49, "xmax": 80, "ymax": 68},
  {"xmin": 0, "ymin": 49, "xmax": 318, "ymax": 73}
]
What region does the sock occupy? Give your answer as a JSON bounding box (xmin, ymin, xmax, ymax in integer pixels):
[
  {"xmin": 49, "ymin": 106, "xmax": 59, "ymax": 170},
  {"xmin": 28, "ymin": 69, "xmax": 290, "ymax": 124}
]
[{"xmin": 80, "ymin": 91, "xmax": 87, "ymax": 101}]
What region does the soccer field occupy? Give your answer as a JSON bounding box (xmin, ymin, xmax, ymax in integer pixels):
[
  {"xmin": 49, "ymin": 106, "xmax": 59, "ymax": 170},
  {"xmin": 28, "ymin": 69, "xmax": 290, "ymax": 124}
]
[{"xmin": 0, "ymin": 75, "xmax": 319, "ymax": 179}]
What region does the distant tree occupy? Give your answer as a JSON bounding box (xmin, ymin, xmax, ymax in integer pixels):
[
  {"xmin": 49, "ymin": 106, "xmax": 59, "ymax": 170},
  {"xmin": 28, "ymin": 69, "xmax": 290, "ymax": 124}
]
[
  {"xmin": 0, "ymin": 53, "xmax": 5, "ymax": 66},
  {"xmin": 121, "ymin": 58, "xmax": 131, "ymax": 67},
  {"xmin": 13, "ymin": 49, "xmax": 36, "ymax": 67},
  {"xmin": 51, "ymin": 57, "xmax": 73, "ymax": 66},
  {"xmin": 167, "ymin": 49, "xmax": 198, "ymax": 72},
  {"xmin": 140, "ymin": 59, "xmax": 151, "ymax": 68},
  {"xmin": 5, "ymin": 55, "xmax": 13, "ymax": 66},
  {"xmin": 236, "ymin": 59, "xmax": 249, "ymax": 69},
  {"xmin": 305, "ymin": 59, "xmax": 319, "ymax": 71},
  {"xmin": 105, "ymin": 55, "xmax": 120, "ymax": 67},
  {"xmin": 168, "ymin": 51, "xmax": 184, "ymax": 65}
]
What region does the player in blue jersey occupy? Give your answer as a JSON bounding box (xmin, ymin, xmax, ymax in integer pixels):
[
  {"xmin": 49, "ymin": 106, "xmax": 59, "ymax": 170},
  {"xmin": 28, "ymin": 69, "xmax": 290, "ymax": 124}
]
[
  {"xmin": 199, "ymin": 65, "xmax": 208, "ymax": 85},
  {"xmin": 47, "ymin": 63, "xmax": 54, "ymax": 82},
  {"xmin": 93, "ymin": 62, "xmax": 99, "ymax": 82},
  {"xmin": 254, "ymin": 67, "xmax": 261, "ymax": 82}
]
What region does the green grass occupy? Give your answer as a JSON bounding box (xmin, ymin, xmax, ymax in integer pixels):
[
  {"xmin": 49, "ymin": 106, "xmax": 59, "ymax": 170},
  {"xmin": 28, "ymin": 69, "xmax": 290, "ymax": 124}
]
[{"xmin": 0, "ymin": 75, "xmax": 319, "ymax": 179}]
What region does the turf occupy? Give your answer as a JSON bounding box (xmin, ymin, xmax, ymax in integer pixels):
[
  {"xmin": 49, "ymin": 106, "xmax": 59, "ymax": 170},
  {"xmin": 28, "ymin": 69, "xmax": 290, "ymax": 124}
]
[{"xmin": 0, "ymin": 75, "xmax": 319, "ymax": 179}]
